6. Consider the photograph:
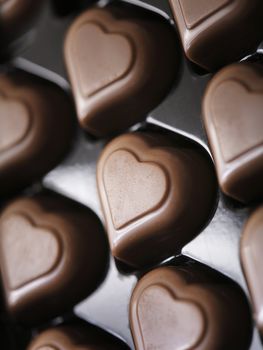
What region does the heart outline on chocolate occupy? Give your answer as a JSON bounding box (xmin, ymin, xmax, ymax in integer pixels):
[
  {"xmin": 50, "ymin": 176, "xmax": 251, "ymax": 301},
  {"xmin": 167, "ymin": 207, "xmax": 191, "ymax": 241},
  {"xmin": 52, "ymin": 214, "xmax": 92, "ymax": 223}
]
[
  {"xmin": 0, "ymin": 211, "xmax": 63, "ymax": 290},
  {"xmin": 210, "ymin": 78, "xmax": 263, "ymax": 162},
  {"xmin": 178, "ymin": 0, "xmax": 233, "ymax": 29},
  {"xmin": 136, "ymin": 284, "xmax": 206, "ymax": 350},
  {"xmin": 0, "ymin": 92, "xmax": 32, "ymax": 153},
  {"xmin": 102, "ymin": 148, "xmax": 170, "ymax": 230},
  {"xmin": 71, "ymin": 20, "xmax": 136, "ymax": 98}
]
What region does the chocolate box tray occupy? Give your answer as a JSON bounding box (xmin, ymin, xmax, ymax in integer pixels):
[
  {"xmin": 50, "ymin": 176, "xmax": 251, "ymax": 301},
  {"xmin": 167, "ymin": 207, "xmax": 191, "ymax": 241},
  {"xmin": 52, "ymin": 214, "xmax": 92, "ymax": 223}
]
[{"xmin": 1, "ymin": 0, "xmax": 262, "ymax": 348}]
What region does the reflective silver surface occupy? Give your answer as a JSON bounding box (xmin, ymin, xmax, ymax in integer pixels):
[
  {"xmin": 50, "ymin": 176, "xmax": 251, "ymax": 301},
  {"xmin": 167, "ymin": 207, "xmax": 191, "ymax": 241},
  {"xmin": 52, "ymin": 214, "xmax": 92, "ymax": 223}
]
[{"xmin": 14, "ymin": 0, "xmax": 263, "ymax": 348}]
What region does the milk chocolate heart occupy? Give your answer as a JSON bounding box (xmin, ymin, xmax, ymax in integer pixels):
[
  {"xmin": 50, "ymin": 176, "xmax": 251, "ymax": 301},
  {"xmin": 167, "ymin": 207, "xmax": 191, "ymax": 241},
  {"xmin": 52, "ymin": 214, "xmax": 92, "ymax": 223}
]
[
  {"xmin": 97, "ymin": 132, "xmax": 217, "ymax": 268},
  {"xmin": 178, "ymin": 0, "xmax": 231, "ymax": 29},
  {"xmin": 27, "ymin": 323, "xmax": 130, "ymax": 350},
  {"xmin": 73, "ymin": 22, "xmax": 134, "ymax": 98},
  {"xmin": 0, "ymin": 70, "xmax": 74, "ymax": 196},
  {"xmin": 130, "ymin": 265, "xmax": 252, "ymax": 350},
  {"xmin": 137, "ymin": 286, "xmax": 204, "ymax": 349},
  {"xmin": 65, "ymin": 3, "xmax": 178, "ymax": 137},
  {"xmin": 241, "ymin": 206, "xmax": 263, "ymax": 336},
  {"xmin": 1, "ymin": 214, "xmax": 60, "ymax": 290},
  {"xmin": 203, "ymin": 63, "xmax": 263, "ymax": 203},
  {"xmin": 103, "ymin": 150, "xmax": 168, "ymax": 230},
  {"xmin": 0, "ymin": 97, "xmax": 31, "ymax": 153},
  {"xmin": 169, "ymin": 0, "xmax": 263, "ymax": 70},
  {"xmin": 0, "ymin": 193, "xmax": 108, "ymax": 324},
  {"xmin": 211, "ymin": 80, "xmax": 263, "ymax": 162}
]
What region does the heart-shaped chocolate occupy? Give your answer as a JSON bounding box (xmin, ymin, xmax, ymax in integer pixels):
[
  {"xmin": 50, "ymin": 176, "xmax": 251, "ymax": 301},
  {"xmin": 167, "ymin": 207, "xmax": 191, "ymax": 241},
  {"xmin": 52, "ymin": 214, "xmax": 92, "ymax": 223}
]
[
  {"xmin": 0, "ymin": 0, "xmax": 44, "ymax": 48},
  {"xmin": 72, "ymin": 22, "xmax": 134, "ymax": 98},
  {"xmin": 130, "ymin": 265, "xmax": 252, "ymax": 350},
  {"xmin": 0, "ymin": 194, "xmax": 108, "ymax": 324},
  {"xmin": 1, "ymin": 214, "xmax": 61, "ymax": 290},
  {"xmin": 137, "ymin": 285, "xmax": 204, "ymax": 350},
  {"xmin": 97, "ymin": 132, "xmax": 217, "ymax": 267},
  {"xmin": 211, "ymin": 80, "xmax": 263, "ymax": 162},
  {"xmin": 241, "ymin": 206, "xmax": 263, "ymax": 335},
  {"xmin": 0, "ymin": 97, "xmax": 31, "ymax": 153},
  {"xmin": 103, "ymin": 150, "xmax": 168, "ymax": 230},
  {"xmin": 169, "ymin": 0, "xmax": 263, "ymax": 70},
  {"xmin": 178, "ymin": 0, "xmax": 231, "ymax": 29},
  {"xmin": 27, "ymin": 324, "xmax": 130, "ymax": 350},
  {"xmin": 65, "ymin": 4, "xmax": 178, "ymax": 137},
  {"xmin": 203, "ymin": 63, "xmax": 263, "ymax": 202},
  {"xmin": 0, "ymin": 70, "xmax": 74, "ymax": 196}
]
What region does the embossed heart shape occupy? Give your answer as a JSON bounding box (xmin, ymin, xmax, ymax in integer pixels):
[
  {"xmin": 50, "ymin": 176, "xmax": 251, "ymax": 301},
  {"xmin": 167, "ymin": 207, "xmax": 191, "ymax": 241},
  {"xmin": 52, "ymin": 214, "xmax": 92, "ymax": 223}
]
[
  {"xmin": 0, "ymin": 97, "xmax": 31, "ymax": 152},
  {"xmin": 179, "ymin": 0, "xmax": 232, "ymax": 29},
  {"xmin": 70, "ymin": 22, "xmax": 134, "ymax": 97},
  {"xmin": 103, "ymin": 149, "xmax": 168, "ymax": 230},
  {"xmin": 0, "ymin": 214, "xmax": 61, "ymax": 290},
  {"xmin": 137, "ymin": 285, "xmax": 205, "ymax": 350},
  {"xmin": 211, "ymin": 80, "xmax": 263, "ymax": 162}
]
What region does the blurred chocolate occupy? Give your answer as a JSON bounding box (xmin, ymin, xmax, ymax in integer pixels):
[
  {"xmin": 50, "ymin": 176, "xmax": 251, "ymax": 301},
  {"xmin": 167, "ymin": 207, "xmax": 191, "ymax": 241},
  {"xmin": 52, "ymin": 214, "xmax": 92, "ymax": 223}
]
[
  {"xmin": 130, "ymin": 264, "xmax": 252, "ymax": 350},
  {"xmin": 0, "ymin": 70, "xmax": 75, "ymax": 196},
  {"xmin": 97, "ymin": 132, "xmax": 217, "ymax": 268},
  {"xmin": 203, "ymin": 63, "xmax": 263, "ymax": 203},
  {"xmin": 51, "ymin": 0, "xmax": 96, "ymax": 17},
  {"xmin": 241, "ymin": 205, "xmax": 263, "ymax": 335},
  {"xmin": 0, "ymin": 0, "xmax": 44, "ymax": 51},
  {"xmin": 0, "ymin": 193, "xmax": 108, "ymax": 324},
  {"xmin": 27, "ymin": 323, "xmax": 130, "ymax": 350},
  {"xmin": 0, "ymin": 320, "xmax": 9, "ymax": 349},
  {"xmin": 169, "ymin": 0, "xmax": 263, "ymax": 70},
  {"xmin": 64, "ymin": 3, "xmax": 178, "ymax": 137}
]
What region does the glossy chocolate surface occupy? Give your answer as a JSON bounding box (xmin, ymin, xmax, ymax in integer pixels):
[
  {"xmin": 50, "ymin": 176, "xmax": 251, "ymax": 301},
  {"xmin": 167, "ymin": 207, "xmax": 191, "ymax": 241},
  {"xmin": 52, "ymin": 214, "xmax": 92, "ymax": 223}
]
[
  {"xmin": 0, "ymin": 70, "xmax": 75, "ymax": 196},
  {"xmin": 130, "ymin": 264, "xmax": 252, "ymax": 350},
  {"xmin": 203, "ymin": 63, "xmax": 263, "ymax": 203},
  {"xmin": 27, "ymin": 323, "xmax": 129, "ymax": 350},
  {"xmin": 0, "ymin": 0, "xmax": 44, "ymax": 50},
  {"xmin": 0, "ymin": 193, "xmax": 108, "ymax": 325},
  {"xmin": 241, "ymin": 206, "xmax": 263, "ymax": 335},
  {"xmin": 0, "ymin": 0, "xmax": 261, "ymax": 349},
  {"xmin": 65, "ymin": 2, "xmax": 178, "ymax": 137},
  {"xmin": 169, "ymin": 0, "xmax": 263, "ymax": 70},
  {"xmin": 97, "ymin": 132, "xmax": 217, "ymax": 268}
]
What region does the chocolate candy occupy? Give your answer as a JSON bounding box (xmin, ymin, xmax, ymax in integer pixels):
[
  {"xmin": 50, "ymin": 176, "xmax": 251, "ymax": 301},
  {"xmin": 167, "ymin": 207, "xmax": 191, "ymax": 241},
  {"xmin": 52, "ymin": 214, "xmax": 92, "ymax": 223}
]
[
  {"xmin": 0, "ymin": 70, "xmax": 74, "ymax": 196},
  {"xmin": 203, "ymin": 63, "xmax": 263, "ymax": 203},
  {"xmin": 130, "ymin": 265, "xmax": 252, "ymax": 350},
  {"xmin": 169, "ymin": 0, "xmax": 263, "ymax": 70},
  {"xmin": 0, "ymin": 193, "xmax": 108, "ymax": 324},
  {"xmin": 64, "ymin": 3, "xmax": 178, "ymax": 137},
  {"xmin": 27, "ymin": 323, "xmax": 129, "ymax": 350},
  {"xmin": 97, "ymin": 132, "xmax": 217, "ymax": 268},
  {"xmin": 241, "ymin": 206, "xmax": 263, "ymax": 335},
  {"xmin": 0, "ymin": 0, "xmax": 43, "ymax": 49}
]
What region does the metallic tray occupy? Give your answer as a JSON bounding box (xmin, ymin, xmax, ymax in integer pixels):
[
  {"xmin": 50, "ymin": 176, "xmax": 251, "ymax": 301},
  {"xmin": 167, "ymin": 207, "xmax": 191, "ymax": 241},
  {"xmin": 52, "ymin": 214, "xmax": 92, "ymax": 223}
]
[{"xmin": 6, "ymin": 0, "xmax": 262, "ymax": 348}]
